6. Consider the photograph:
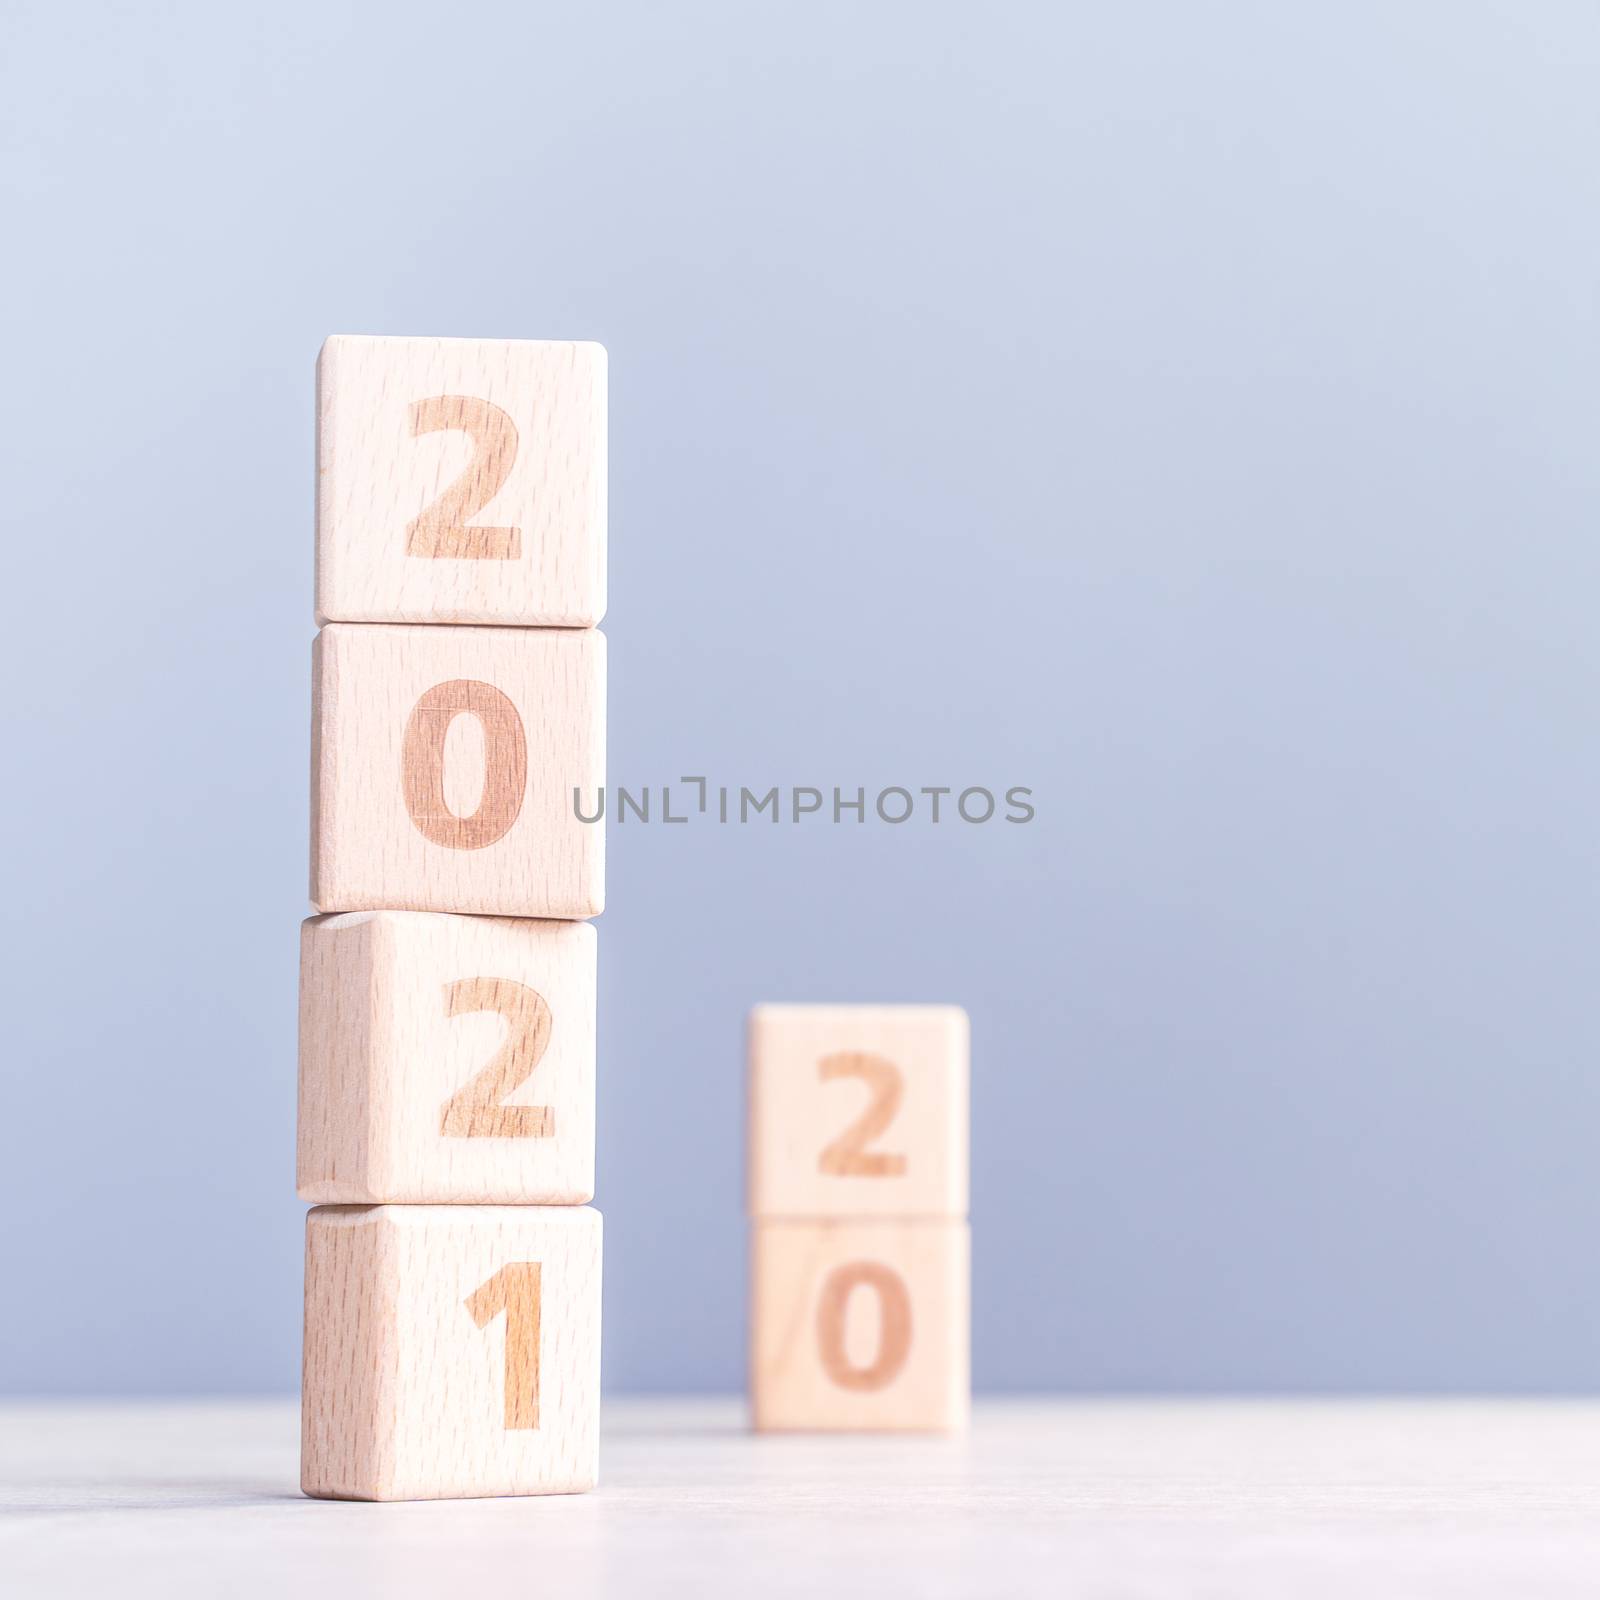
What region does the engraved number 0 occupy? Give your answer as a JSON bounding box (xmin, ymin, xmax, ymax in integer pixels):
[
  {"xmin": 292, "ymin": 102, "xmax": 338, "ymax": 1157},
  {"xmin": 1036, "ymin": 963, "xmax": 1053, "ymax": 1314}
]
[
  {"xmin": 401, "ymin": 679, "xmax": 527, "ymax": 850},
  {"xmin": 439, "ymin": 979, "xmax": 555, "ymax": 1139},
  {"xmin": 817, "ymin": 1053, "xmax": 908, "ymax": 1177},
  {"xmin": 405, "ymin": 395, "xmax": 522, "ymax": 559},
  {"xmin": 466, "ymin": 1262, "xmax": 541, "ymax": 1429},
  {"xmin": 816, "ymin": 1261, "xmax": 912, "ymax": 1391}
]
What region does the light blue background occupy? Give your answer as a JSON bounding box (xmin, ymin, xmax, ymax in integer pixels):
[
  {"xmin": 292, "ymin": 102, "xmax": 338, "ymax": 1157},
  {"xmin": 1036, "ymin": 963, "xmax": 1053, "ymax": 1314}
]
[{"xmin": 3, "ymin": 0, "xmax": 1597, "ymax": 1394}]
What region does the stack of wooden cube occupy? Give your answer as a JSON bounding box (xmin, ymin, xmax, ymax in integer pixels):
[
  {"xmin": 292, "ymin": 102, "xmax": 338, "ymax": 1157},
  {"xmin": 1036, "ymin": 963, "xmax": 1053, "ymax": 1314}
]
[
  {"xmin": 748, "ymin": 1004, "xmax": 971, "ymax": 1430},
  {"xmin": 298, "ymin": 335, "xmax": 607, "ymax": 1501}
]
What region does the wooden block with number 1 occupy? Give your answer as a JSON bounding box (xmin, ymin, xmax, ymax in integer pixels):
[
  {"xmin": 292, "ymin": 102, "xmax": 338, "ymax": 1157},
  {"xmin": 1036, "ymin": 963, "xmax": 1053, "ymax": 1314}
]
[{"xmin": 302, "ymin": 1205, "xmax": 602, "ymax": 1500}]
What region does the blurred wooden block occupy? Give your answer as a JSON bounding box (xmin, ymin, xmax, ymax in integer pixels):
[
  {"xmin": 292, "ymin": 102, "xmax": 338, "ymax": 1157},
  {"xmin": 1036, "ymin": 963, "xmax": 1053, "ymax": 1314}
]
[
  {"xmin": 750, "ymin": 1219, "xmax": 969, "ymax": 1432},
  {"xmin": 298, "ymin": 911, "xmax": 596, "ymax": 1204},
  {"xmin": 302, "ymin": 1204, "xmax": 602, "ymax": 1500},
  {"xmin": 748, "ymin": 1004, "xmax": 969, "ymax": 1218},
  {"xmin": 317, "ymin": 334, "xmax": 606, "ymax": 627},
  {"xmin": 311, "ymin": 622, "xmax": 604, "ymax": 917}
]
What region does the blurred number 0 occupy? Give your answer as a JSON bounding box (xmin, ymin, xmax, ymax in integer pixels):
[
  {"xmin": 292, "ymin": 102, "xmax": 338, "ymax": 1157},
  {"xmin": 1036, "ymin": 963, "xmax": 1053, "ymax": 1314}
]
[{"xmin": 815, "ymin": 1261, "xmax": 911, "ymax": 1391}]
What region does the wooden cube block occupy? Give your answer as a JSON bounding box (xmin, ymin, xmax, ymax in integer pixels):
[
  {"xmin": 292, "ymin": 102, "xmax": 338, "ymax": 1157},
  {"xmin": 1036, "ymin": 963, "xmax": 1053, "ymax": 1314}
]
[
  {"xmin": 311, "ymin": 622, "xmax": 604, "ymax": 917},
  {"xmin": 748, "ymin": 1004, "xmax": 969, "ymax": 1218},
  {"xmin": 298, "ymin": 912, "xmax": 596, "ymax": 1205},
  {"xmin": 317, "ymin": 334, "xmax": 606, "ymax": 627},
  {"xmin": 750, "ymin": 1219, "xmax": 969, "ymax": 1432},
  {"xmin": 302, "ymin": 1204, "xmax": 602, "ymax": 1500}
]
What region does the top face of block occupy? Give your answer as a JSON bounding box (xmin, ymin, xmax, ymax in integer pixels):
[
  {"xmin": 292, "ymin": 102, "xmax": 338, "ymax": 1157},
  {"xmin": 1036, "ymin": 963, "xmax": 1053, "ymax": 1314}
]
[
  {"xmin": 748, "ymin": 1005, "xmax": 969, "ymax": 1219},
  {"xmin": 317, "ymin": 335, "xmax": 606, "ymax": 627}
]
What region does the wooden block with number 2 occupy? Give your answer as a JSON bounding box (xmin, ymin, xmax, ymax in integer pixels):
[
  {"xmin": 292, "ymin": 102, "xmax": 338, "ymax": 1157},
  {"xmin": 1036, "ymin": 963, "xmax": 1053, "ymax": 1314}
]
[
  {"xmin": 317, "ymin": 334, "xmax": 606, "ymax": 627},
  {"xmin": 299, "ymin": 911, "xmax": 596, "ymax": 1204},
  {"xmin": 302, "ymin": 1205, "xmax": 602, "ymax": 1500},
  {"xmin": 748, "ymin": 1004, "xmax": 969, "ymax": 1218}
]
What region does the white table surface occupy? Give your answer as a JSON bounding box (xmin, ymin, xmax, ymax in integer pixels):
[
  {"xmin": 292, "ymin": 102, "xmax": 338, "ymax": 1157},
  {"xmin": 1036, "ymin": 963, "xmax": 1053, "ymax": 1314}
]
[{"xmin": 3, "ymin": 1398, "xmax": 1599, "ymax": 1597}]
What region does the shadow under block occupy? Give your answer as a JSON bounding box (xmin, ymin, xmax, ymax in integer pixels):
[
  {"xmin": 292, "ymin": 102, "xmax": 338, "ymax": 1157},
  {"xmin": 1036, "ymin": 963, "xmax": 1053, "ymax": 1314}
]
[
  {"xmin": 299, "ymin": 912, "xmax": 596, "ymax": 1204},
  {"xmin": 302, "ymin": 1205, "xmax": 602, "ymax": 1501},
  {"xmin": 748, "ymin": 1004, "xmax": 969, "ymax": 1219},
  {"xmin": 317, "ymin": 334, "xmax": 606, "ymax": 627},
  {"xmin": 750, "ymin": 1219, "xmax": 969, "ymax": 1433},
  {"xmin": 311, "ymin": 622, "xmax": 605, "ymax": 917}
]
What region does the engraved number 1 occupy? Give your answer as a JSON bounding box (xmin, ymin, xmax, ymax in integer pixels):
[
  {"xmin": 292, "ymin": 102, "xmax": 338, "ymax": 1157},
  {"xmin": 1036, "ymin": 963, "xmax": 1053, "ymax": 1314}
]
[{"xmin": 466, "ymin": 1262, "xmax": 541, "ymax": 1429}]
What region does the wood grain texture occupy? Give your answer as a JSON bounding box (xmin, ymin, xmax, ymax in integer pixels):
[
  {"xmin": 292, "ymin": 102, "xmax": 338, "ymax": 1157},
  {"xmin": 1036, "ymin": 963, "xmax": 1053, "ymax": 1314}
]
[
  {"xmin": 748, "ymin": 1004, "xmax": 969, "ymax": 1219},
  {"xmin": 302, "ymin": 1205, "xmax": 602, "ymax": 1501},
  {"xmin": 317, "ymin": 334, "xmax": 606, "ymax": 627},
  {"xmin": 750, "ymin": 1219, "xmax": 969, "ymax": 1433},
  {"xmin": 298, "ymin": 911, "xmax": 596, "ymax": 1204},
  {"xmin": 310, "ymin": 623, "xmax": 605, "ymax": 917}
]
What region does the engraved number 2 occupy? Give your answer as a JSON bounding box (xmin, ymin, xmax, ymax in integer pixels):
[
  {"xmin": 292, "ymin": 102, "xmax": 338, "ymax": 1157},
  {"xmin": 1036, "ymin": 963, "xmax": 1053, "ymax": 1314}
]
[
  {"xmin": 405, "ymin": 394, "xmax": 522, "ymax": 560},
  {"xmin": 439, "ymin": 978, "xmax": 555, "ymax": 1139},
  {"xmin": 817, "ymin": 1052, "xmax": 908, "ymax": 1177}
]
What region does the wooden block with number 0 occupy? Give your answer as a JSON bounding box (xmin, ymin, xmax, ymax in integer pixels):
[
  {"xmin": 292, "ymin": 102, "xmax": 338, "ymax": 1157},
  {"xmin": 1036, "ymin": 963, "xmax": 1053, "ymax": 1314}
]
[
  {"xmin": 748, "ymin": 1004, "xmax": 969, "ymax": 1218},
  {"xmin": 298, "ymin": 911, "xmax": 596, "ymax": 1204},
  {"xmin": 311, "ymin": 622, "xmax": 604, "ymax": 917},
  {"xmin": 317, "ymin": 334, "xmax": 606, "ymax": 627},
  {"xmin": 302, "ymin": 1204, "xmax": 602, "ymax": 1500},
  {"xmin": 750, "ymin": 1219, "xmax": 969, "ymax": 1432}
]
